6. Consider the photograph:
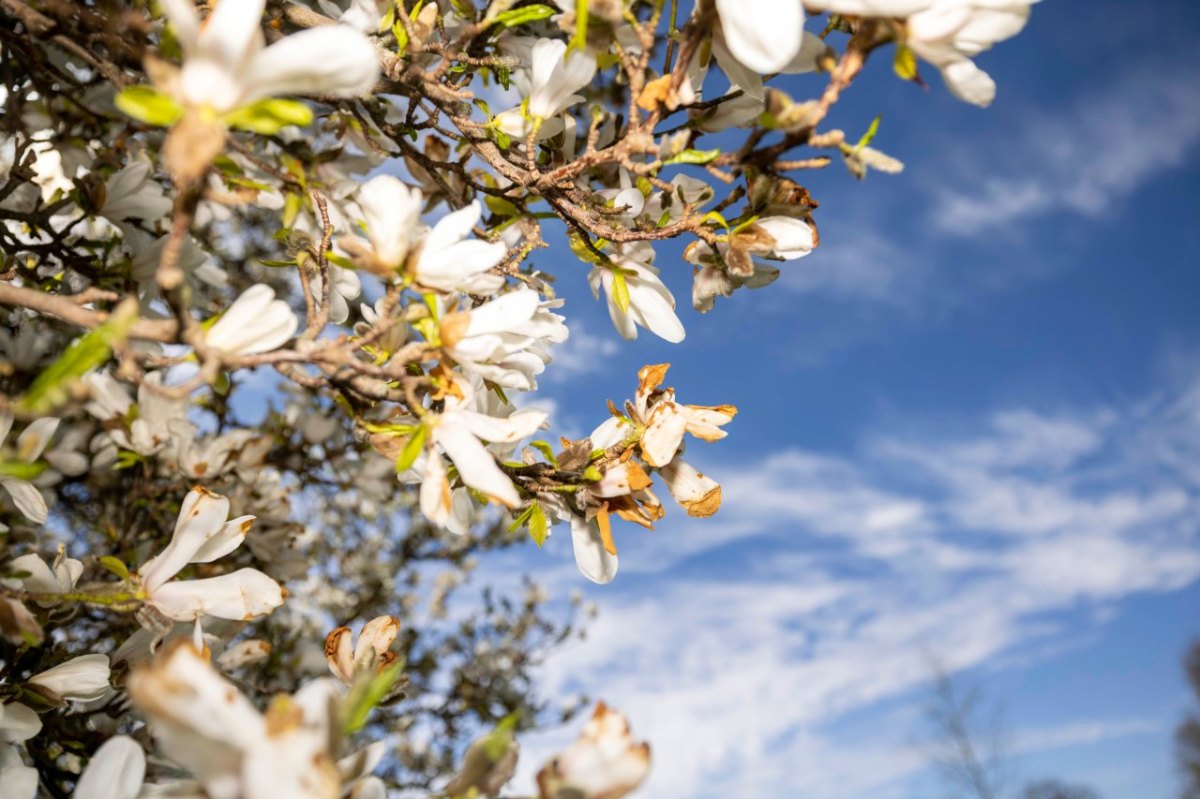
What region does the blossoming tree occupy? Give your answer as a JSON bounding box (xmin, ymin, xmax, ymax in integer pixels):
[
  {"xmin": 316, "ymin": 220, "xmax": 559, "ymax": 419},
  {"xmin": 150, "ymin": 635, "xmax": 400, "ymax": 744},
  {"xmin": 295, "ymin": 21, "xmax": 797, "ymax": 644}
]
[{"xmin": 0, "ymin": 0, "xmax": 1035, "ymax": 796}]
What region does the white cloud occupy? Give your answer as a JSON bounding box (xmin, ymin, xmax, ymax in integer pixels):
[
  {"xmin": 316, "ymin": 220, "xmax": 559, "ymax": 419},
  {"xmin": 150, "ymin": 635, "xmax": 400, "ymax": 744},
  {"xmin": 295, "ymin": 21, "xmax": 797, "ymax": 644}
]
[
  {"xmin": 548, "ymin": 319, "xmax": 620, "ymax": 380},
  {"xmin": 1010, "ymin": 718, "xmax": 1162, "ymax": 754},
  {"xmin": 508, "ymin": 369, "xmax": 1200, "ymax": 799},
  {"xmin": 929, "ymin": 59, "xmax": 1200, "ymax": 235}
]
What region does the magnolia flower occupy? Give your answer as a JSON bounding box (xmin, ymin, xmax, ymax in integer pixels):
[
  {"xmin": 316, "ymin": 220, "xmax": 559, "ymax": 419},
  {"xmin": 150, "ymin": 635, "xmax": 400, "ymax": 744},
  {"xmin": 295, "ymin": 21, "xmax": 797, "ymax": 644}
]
[
  {"xmin": 589, "ymin": 242, "xmax": 685, "ymax": 343},
  {"xmin": 806, "ymin": 0, "xmax": 1035, "ymax": 106},
  {"xmin": 0, "ymin": 413, "xmax": 58, "ymax": 524},
  {"xmin": 85, "ymin": 372, "xmax": 192, "ymax": 459},
  {"xmin": 440, "ymin": 289, "xmax": 569, "ymax": 390},
  {"xmin": 26, "ymin": 654, "xmax": 111, "ymax": 704},
  {"xmin": 630, "ymin": 364, "xmax": 736, "ymax": 468},
  {"xmin": 5, "ymin": 549, "xmax": 83, "ymax": 605},
  {"xmin": 158, "ymin": 0, "xmax": 380, "ymax": 114},
  {"xmin": 324, "ymin": 615, "xmax": 400, "ymax": 684},
  {"xmin": 353, "ymin": 177, "xmax": 506, "ymax": 294},
  {"xmin": 496, "ymin": 39, "xmax": 596, "ymax": 139},
  {"xmin": 420, "ymin": 394, "xmax": 547, "ymax": 524},
  {"xmin": 536, "ymin": 702, "xmax": 650, "ymax": 799},
  {"xmin": 127, "ymin": 640, "xmax": 356, "ymax": 799},
  {"xmin": 73, "ymin": 736, "xmax": 146, "ymax": 799},
  {"xmin": 135, "ymin": 487, "xmax": 284, "ymax": 624},
  {"xmin": 312, "ymin": 265, "xmax": 362, "ymax": 325},
  {"xmin": 411, "ymin": 203, "xmax": 507, "ymax": 294},
  {"xmin": 658, "ymin": 457, "xmax": 723, "ymax": 518},
  {"xmin": 27, "ymin": 132, "xmax": 74, "ymax": 203},
  {"xmin": 100, "ymin": 160, "xmax": 172, "ymax": 223},
  {"xmin": 216, "ymin": 639, "xmax": 273, "ymax": 671},
  {"xmin": 202, "ymin": 284, "xmax": 299, "ymax": 356},
  {"xmin": 685, "ymin": 215, "xmax": 814, "ymax": 312}
]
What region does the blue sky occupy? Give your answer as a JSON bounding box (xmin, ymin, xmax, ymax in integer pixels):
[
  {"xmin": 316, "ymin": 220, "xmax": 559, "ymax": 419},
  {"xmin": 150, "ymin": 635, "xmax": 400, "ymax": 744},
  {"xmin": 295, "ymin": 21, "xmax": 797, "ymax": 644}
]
[{"xmin": 464, "ymin": 2, "xmax": 1200, "ymax": 797}]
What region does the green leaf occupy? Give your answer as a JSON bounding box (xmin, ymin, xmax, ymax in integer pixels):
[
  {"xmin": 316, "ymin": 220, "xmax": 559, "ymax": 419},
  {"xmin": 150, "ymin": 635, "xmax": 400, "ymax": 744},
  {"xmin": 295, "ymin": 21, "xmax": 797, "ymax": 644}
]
[
  {"xmin": 0, "ymin": 461, "xmax": 47, "ymax": 481},
  {"xmin": 701, "ymin": 210, "xmax": 730, "ymax": 231},
  {"xmin": 482, "ymin": 714, "xmax": 520, "ymax": 760},
  {"xmin": 528, "ymin": 502, "xmax": 548, "ymax": 547},
  {"xmin": 223, "ymin": 98, "xmax": 314, "ymax": 135},
  {"xmin": 342, "ymin": 661, "xmax": 405, "ymax": 734},
  {"xmin": 853, "ymin": 114, "xmax": 881, "ymax": 154},
  {"xmin": 20, "ymin": 299, "xmax": 139, "ymax": 414},
  {"xmin": 893, "ymin": 44, "xmax": 918, "ymax": 81},
  {"xmin": 492, "ymin": 4, "xmax": 556, "ymax": 28},
  {"xmin": 611, "ymin": 270, "xmax": 631, "ymax": 314},
  {"xmin": 507, "ymin": 504, "xmax": 535, "ymax": 533},
  {"xmin": 97, "ymin": 556, "xmax": 130, "ymax": 582},
  {"xmin": 664, "ymin": 148, "xmax": 721, "ymax": 166},
  {"xmin": 394, "ymin": 424, "xmax": 428, "ymax": 473},
  {"xmin": 529, "ymin": 440, "xmax": 558, "ymax": 467},
  {"xmin": 484, "ymin": 194, "xmax": 521, "ymax": 218},
  {"xmin": 114, "ymin": 86, "xmax": 184, "ymax": 127}
]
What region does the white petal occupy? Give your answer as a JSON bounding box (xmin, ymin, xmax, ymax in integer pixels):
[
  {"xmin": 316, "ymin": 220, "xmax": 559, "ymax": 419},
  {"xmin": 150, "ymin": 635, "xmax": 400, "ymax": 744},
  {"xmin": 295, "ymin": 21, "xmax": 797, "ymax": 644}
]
[
  {"xmin": 570, "ymin": 516, "xmax": 617, "ymax": 584},
  {"xmin": 420, "ymin": 203, "xmax": 482, "ymax": 264},
  {"xmin": 455, "ymin": 408, "xmax": 547, "ymax": 444},
  {"xmin": 359, "ymin": 175, "xmax": 423, "ymax": 267},
  {"xmin": 194, "ymin": 0, "xmax": 266, "ymax": 76},
  {"xmin": 139, "ymin": 488, "xmax": 231, "ymax": 592},
  {"xmin": 940, "ymin": 57, "xmax": 996, "ymax": 107},
  {"xmin": 190, "ymin": 515, "xmax": 255, "ymax": 564},
  {"xmin": 716, "ymin": 0, "xmax": 803, "ymax": 75},
  {"xmin": 0, "ymin": 702, "xmax": 41, "ymax": 743},
  {"xmin": 17, "ymin": 417, "xmax": 58, "ymax": 461},
  {"xmin": 150, "ymin": 569, "xmax": 284, "ymax": 621},
  {"xmin": 28, "ymin": 654, "xmax": 110, "ymax": 702},
  {"xmin": 436, "ymin": 420, "xmax": 520, "ymax": 507},
  {"xmin": 0, "ymin": 478, "xmax": 47, "ymax": 524},
  {"xmin": 240, "ymin": 25, "xmax": 381, "ymax": 105},
  {"xmin": 74, "ymin": 736, "xmax": 145, "ymax": 799},
  {"xmin": 0, "ymin": 745, "xmax": 38, "ymax": 799}
]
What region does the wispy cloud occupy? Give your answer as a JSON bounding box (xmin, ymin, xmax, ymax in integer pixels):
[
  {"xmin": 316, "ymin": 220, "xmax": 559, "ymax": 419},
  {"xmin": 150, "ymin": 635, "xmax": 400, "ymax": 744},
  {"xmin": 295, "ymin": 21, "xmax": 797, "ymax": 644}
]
[
  {"xmin": 929, "ymin": 58, "xmax": 1200, "ymax": 235},
  {"xmin": 506, "ymin": 367, "xmax": 1200, "ymax": 799}
]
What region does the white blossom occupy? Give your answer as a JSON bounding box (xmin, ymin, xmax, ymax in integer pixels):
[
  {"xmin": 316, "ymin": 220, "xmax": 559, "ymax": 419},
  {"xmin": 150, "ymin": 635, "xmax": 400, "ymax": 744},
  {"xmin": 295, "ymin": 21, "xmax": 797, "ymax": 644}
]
[
  {"xmin": 0, "ymin": 413, "xmax": 58, "ymax": 524},
  {"xmin": 136, "ymin": 487, "xmax": 284, "ymax": 624},
  {"xmin": 496, "ymin": 39, "xmax": 596, "ymax": 139},
  {"xmin": 158, "ymin": 0, "xmax": 380, "ymax": 114},
  {"xmin": 26, "ymin": 654, "xmax": 111, "ymax": 703},
  {"xmin": 589, "ymin": 242, "xmax": 686, "ymax": 343},
  {"xmin": 202, "ymin": 284, "xmax": 299, "ymax": 356}
]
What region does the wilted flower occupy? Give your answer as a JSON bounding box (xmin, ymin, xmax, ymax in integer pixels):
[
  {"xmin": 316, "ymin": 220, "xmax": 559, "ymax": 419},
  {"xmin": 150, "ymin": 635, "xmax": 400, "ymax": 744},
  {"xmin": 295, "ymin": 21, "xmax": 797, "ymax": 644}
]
[
  {"xmin": 127, "ymin": 640, "xmax": 358, "ymax": 798},
  {"xmin": 324, "ymin": 615, "xmax": 400, "ymax": 684},
  {"xmin": 537, "ymin": 702, "xmax": 650, "ymax": 799}
]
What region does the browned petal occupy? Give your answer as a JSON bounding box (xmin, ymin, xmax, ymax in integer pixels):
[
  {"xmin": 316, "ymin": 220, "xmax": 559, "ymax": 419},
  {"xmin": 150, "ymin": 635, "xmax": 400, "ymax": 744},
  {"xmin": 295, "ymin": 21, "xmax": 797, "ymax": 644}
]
[
  {"xmin": 636, "ymin": 75, "xmax": 674, "ymax": 112},
  {"xmin": 636, "ymin": 364, "xmax": 670, "ymax": 398},
  {"xmin": 596, "ymin": 506, "xmax": 617, "ymax": 556},
  {"xmin": 625, "ymin": 461, "xmax": 653, "ymax": 492},
  {"xmin": 683, "ymin": 484, "xmax": 722, "ymax": 518}
]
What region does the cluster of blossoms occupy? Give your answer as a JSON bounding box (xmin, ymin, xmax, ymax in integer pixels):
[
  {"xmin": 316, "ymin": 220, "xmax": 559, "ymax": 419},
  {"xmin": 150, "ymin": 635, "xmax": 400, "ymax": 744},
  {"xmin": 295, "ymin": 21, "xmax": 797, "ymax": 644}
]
[{"xmin": 0, "ymin": 0, "xmax": 1034, "ymax": 794}]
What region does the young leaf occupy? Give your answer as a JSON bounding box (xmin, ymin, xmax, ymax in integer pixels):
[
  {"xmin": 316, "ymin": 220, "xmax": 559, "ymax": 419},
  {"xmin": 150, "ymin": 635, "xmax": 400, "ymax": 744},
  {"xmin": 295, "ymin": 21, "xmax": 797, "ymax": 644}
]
[
  {"xmin": 528, "ymin": 502, "xmax": 548, "ymax": 547},
  {"xmin": 223, "ymin": 98, "xmax": 314, "ymax": 135},
  {"xmin": 20, "ymin": 299, "xmax": 139, "ymax": 414},
  {"xmin": 394, "ymin": 424, "xmax": 428, "ymax": 473},
  {"xmin": 611, "ymin": 270, "xmax": 631, "ymax": 314},
  {"xmin": 114, "ymin": 86, "xmax": 184, "ymax": 127},
  {"xmin": 342, "ymin": 661, "xmax": 406, "ymax": 734},
  {"xmin": 664, "ymin": 148, "xmax": 721, "ymax": 166},
  {"xmin": 492, "ymin": 4, "xmax": 556, "ymax": 28}
]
